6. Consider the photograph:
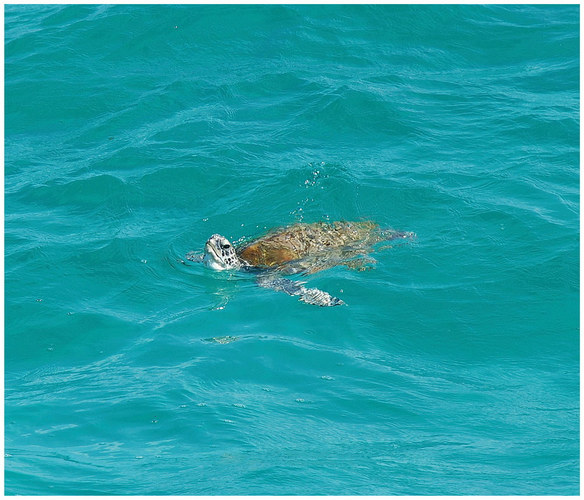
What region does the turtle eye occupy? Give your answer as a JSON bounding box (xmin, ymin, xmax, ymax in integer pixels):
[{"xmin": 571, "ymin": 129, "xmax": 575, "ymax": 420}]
[{"xmin": 222, "ymin": 243, "xmax": 231, "ymax": 250}]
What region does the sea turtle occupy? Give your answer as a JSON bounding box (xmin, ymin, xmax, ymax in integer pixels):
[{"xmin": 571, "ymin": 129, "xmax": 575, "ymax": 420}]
[{"xmin": 187, "ymin": 221, "xmax": 414, "ymax": 307}]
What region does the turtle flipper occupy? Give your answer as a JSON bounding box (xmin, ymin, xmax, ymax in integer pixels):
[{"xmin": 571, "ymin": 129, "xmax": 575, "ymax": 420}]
[
  {"xmin": 257, "ymin": 276, "xmax": 305, "ymax": 295},
  {"xmin": 257, "ymin": 275, "xmax": 345, "ymax": 307},
  {"xmin": 185, "ymin": 251, "xmax": 204, "ymax": 263},
  {"xmin": 297, "ymin": 287, "xmax": 345, "ymax": 307}
]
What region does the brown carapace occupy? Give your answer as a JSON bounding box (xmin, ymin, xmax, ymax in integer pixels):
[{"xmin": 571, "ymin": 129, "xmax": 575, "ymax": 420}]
[{"xmin": 237, "ymin": 221, "xmax": 385, "ymax": 269}]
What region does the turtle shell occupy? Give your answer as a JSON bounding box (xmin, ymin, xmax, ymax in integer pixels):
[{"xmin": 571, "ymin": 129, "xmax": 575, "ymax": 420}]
[{"xmin": 236, "ymin": 221, "xmax": 380, "ymax": 268}]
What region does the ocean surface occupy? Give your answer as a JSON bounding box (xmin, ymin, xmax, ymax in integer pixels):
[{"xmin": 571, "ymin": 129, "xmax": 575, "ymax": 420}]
[{"xmin": 4, "ymin": 4, "xmax": 579, "ymax": 495}]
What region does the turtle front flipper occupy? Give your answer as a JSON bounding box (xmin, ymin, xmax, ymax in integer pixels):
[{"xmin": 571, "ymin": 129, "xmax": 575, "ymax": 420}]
[
  {"xmin": 257, "ymin": 275, "xmax": 345, "ymax": 307},
  {"xmin": 297, "ymin": 287, "xmax": 345, "ymax": 307},
  {"xmin": 185, "ymin": 251, "xmax": 204, "ymax": 263}
]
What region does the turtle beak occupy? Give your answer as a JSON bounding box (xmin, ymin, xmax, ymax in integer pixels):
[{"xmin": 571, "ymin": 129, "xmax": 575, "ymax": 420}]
[
  {"xmin": 205, "ymin": 241, "xmax": 220, "ymax": 260},
  {"xmin": 203, "ymin": 239, "xmax": 228, "ymax": 270}
]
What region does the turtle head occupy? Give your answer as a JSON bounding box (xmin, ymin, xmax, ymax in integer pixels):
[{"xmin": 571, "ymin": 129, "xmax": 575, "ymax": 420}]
[{"xmin": 203, "ymin": 234, "xmax": 241, "ymax": 270}]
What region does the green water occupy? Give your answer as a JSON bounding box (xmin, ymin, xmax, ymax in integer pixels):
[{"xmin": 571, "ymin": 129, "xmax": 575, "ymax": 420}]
[{"xmin": 5, "ymin": 4, "xmax": 579, "ymax": 495}]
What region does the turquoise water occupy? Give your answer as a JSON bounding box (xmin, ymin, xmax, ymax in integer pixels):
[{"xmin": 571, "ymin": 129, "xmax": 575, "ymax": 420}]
[{"xmin": 4, "ymin": 4, "xmax": 579, "ymax": 495}]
